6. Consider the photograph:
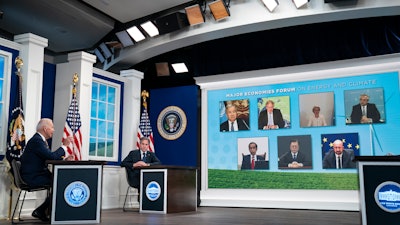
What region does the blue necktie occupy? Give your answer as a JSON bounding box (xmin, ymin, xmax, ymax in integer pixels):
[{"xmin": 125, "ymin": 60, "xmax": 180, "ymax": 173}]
[{"xmin": 143, "ymin": 153, "xmax": 147, "ymax": 163}]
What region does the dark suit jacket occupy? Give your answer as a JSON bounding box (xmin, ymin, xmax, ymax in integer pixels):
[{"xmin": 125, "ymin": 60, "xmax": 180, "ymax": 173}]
[
  {"xmin": 258, "ymin": 108, "xmax": 285, "ymax": 129},
  {"xmin": 220, "ymin": 118, "xmax": 249, "ymax": 132},
  {"xmin": 278, "ymin": 151, "xmax": 311, "ymax": 168},
  {"xmin": 350, "ymin": 103, "xmax": 380, "ymax": 124},
  {"xmin": 120, "ymin": 149, "xmax": 161, "ymax": 189},
  {"xmin": 20, "ymin": 133, "xmax": 65, "ymax": 187},
  {"xmin": 241, "ymin": 154, "xmax": 268, "ymax": 170},
  {"xmin": 322, "ymin": 149, "xmax": 356, "ymax": 169}
]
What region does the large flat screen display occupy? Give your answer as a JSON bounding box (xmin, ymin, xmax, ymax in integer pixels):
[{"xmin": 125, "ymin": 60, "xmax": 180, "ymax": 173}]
[{"xmin": 206, "ymin": 71, "xmax": 400, "ymax": 190}]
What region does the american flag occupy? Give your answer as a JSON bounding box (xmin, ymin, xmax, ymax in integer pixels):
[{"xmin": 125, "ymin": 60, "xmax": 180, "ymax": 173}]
[
  {"xmin": 5, "ymin": 68, "xmax": 25, "ymax": 165},
  {"xmin": 62, "ymin": 93, "xmax": 82, "ymax": 160},
  {"xmin": 136, "ymin": 106, "xmax": 155, "ymax": 152}
]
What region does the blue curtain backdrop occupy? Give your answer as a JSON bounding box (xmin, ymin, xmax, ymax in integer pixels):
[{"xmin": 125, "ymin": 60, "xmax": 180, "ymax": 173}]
[
  {"xmin": 149, "ymin": 85, "xmax": 199, "ymax": 167},
  {"xmin": 42, "ymin": 62, "xmax": 56, "ymax": 119}
]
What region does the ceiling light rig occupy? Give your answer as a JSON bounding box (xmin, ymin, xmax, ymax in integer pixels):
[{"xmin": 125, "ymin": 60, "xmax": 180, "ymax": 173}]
[
  {"xmin": 115, "ymin": 30, "xmax": 134, "ymax": 47},
  {"xmin": 126, "ymin": 26, "xmax": 146, "ymax": 42},
  {"xmin": 209, "ymin": 0, "xmax": 231, "ymax": 21},
  {"xmin": 261, "ymin": 0, "xmax": 279, "ymax": 12},
  {"xmin": 185, "ymin": 3, "xmax": 206, "ymax": 26},
  {"xmin": 140, "ymin": 21, "xmax": 159, "ymax": 37},
  {"xmin": 293, "ymin": 0, "xmax": 310, "ymax": 9}
]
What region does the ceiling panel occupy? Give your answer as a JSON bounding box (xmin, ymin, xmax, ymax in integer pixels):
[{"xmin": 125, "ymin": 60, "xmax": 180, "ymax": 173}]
[{"xmin": 82, "ymin": 0, "xmax": 192, "ymax": 23}]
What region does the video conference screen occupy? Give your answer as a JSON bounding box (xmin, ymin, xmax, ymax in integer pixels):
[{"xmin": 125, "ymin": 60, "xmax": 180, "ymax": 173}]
[{"xmin": 206, "ymin": 71, "xmax": 400, "ymax": 189}]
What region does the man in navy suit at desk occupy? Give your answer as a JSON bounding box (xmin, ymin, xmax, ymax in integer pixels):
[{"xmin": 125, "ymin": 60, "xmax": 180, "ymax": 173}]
[
  {"xmin": 220, "ymin": 104, "xmax": 249, "ymax": 132},
  {"xmin": 258, "ymin": 100, "xmax": 285, "ymax": 129},
  {"xmin": 323, "ymin": 139, "xmax": 356, "ymax": 169},
  {"xmin": 241, "ymin": 142, "xmax": 268, "ymax": 170},
  {"xmin": 121, "ymin": 137, "xmax": 161, "ymax": 192},
  {"xmin": 20, "ymin": 118, "xmax": 74, "ymax": 221},
  {"xmin": 350, "ymin": 94, "xmax": 381, "ymax": 124},
  {"xmin": 278, "ymin": 139, "xmax": 311, "ymax": 169}
]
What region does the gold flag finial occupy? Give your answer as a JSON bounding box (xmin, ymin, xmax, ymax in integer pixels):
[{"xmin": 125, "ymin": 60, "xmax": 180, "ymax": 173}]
[
  {"xmin": 72, "ymin": 73, "xmax": 79, "ymax": 95},
  {"xmin": 141, "ymin": 90, "xmax": 149, "ymax": 109},
  {"xmin": 15, "ymin": 56, "xmax": 23, "ymax": 73}
]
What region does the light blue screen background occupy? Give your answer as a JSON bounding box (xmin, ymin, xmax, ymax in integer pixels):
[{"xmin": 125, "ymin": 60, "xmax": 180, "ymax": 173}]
[{"xmin": 207, "ymin": 72, "xmax": 400, "ymax": 173}]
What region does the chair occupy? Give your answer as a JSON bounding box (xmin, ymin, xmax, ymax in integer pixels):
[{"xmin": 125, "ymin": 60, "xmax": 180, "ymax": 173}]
[
  {"xmin": 122, "ymin": 167, "xmax": 139, "ymax": 212},
  {"xmin": 241, "ymin": 152, "xmax": 266, "ymax": 159},
  {"xmin": 10, "ymin": 160, "xmax": 50, "ymax": 224}
]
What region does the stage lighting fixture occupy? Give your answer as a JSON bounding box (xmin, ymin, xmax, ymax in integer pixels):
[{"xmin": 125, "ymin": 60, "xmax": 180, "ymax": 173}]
[
  {"xmin": 185, "ymin": 4, "xmax": 205, "ymax": 26},
  {"xmin": 293, "ymin": 0, "xmax": 309, "ymax": 8},
  {"xmin": 261, "ymin": 0, "xmax": 279, "ymax": 12},
  {"xmin": 105, "ymin": 41, "xmax": 122, "ymax": 49},
  {"xmin": 171, "ymin": 63, "xmax": 188, "ymax": 73},
  {"xmin": 154, "ymin": 12, "xmax": 189, "ymax": 35},
  {"xmin": 99, "ymin": 42, "xmax": 112, "ymax": 59},
  {"xmin": 115, "ymin": 30, "xmax": 134, "ymax": 47},
  {"xmin": 94, "ymin": 48, "xmax": 105, "ymax": 63},
  {"xmin": 126, "ymin": 26, "xmax": 146, "ymax": 42},
  {"xmin": 209, "ymin": 0, "xmax": 230, "ymax": 21},
  {"xmin": 155, "ymin": 62, "xmax": 170, "ymax": 76},
  {"xmin": 140, "ymin": 21, "xmax": 159, "ymax": 37}
]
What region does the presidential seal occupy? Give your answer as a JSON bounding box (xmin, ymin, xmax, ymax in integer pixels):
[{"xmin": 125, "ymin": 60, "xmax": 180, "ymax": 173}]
[
  {"xmin": 145, "ymin": 181, "xmax": 161, "ymax": 201},
  {"xmin": 64, "ymin": 181, "xmax": 90, "ymax": 207},
  {"xmin": 157, "ymin": 106, "xmax": 187, "ymax": 140},
  {"xmin": 374, "ymin": 181, "xmax": 400, "ymax": 213}
]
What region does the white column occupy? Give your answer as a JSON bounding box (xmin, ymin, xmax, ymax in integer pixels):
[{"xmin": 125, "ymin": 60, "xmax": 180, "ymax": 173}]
[
  {"xmin": 13, "ymin": 33, "xmax": 48, "ymax": 139},
  {"xmin": 119, "ymin": 69, "xmax": 143, "ymax": 208},
  {"xmin": 120, "ymin": 69, "xmax": 143, "ymax": 159},
  {"xmin": 53, "ymin": 51, "xmax": 96, "ymax": 159}
]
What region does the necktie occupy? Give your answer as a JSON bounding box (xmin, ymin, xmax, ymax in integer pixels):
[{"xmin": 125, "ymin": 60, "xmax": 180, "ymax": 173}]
[
  {"xmin": 293, "ymin": 154, "xmax": 297, "ymax": 161},
  {"xmin": 251, "ymin": 156, "xmax": 255, "ymax": 170},
  {"xmin": 143, "ymin": 153, "xmax": 147, "ymax": 162},
  {"xmin": 268, "ymin": 113, "xmax": 273, "ymax": 125},
  {"xmin": 230, "ymin": 122, "xmax": 234, "ymax": 131},
  {"xmin": 337, "ymin": 156, "xmax": 342, "ymax": 169},
  {"xmin": 362, "ymin": 106, "xmax": 366, "ymax": 116}
]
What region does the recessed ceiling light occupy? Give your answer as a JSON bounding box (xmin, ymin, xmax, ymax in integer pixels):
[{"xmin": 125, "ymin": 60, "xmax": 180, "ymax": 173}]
[{"xmin": 171, "ymin": 63, "xmax": 188, "ymax": 73}]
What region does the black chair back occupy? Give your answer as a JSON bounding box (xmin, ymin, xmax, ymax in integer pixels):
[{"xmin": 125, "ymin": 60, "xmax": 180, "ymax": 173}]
[{"xmin": 11, "ymin": 160, "xmax": 28, "ymax": 189}]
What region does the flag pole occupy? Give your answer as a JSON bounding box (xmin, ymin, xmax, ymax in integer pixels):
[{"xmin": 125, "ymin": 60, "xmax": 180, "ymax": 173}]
[
  {"xmin": 14, "ymin": 56, "xmax": 24, "ymax": 151},
  {"xmin": 71, "ymin": 73, "xmax": 78, "ymax": 157},
  {"xmin": 7, "ymin": 56, "xmax": 24, "ymax": 220}
]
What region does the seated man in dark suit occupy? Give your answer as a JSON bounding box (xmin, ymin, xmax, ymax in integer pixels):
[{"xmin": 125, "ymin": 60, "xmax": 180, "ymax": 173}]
[
  {"xmin": 241, "ymin": 142, "xmax": 269, "ymax": 170},
  {"xmin": 322, "ymin": 139, "xmax": 356, "ymax": 169},
  {"xmin": 120, "ymin": 137, "xmax": 161, "ymax": 192},
  {"xmin": 258, "ymin": 100, "xmax": 285, "ymax": 129},
  {"xmin": 350, "ymin": 94, "xmax": 380, "ymax": 124},
  {"xmin": 220, "ymin": 104, "xmax": 249, "ymax": 132},
  {"xmin": 20, "ymin": 118, "xmax": 74, "ymax": 221},
  {"xmin": 278, "ymin": 139, "xmax": 311, "ymax": 169}
]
